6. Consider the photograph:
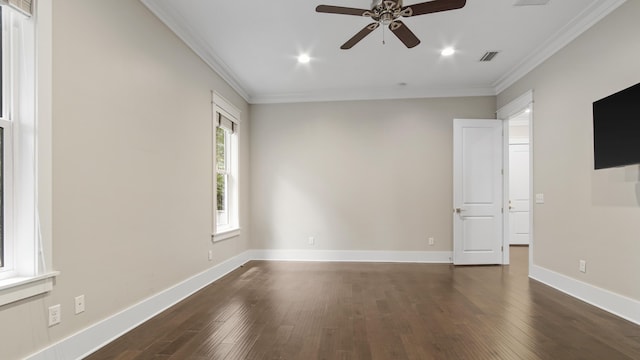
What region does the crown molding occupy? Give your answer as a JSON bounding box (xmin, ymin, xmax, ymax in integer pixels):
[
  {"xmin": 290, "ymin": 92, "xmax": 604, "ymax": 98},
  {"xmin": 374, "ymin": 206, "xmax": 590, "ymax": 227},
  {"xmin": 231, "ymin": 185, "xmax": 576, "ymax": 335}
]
[
  {"xmin": 250, "ymin": 86, "xmax": 497, "ymax": 104},
  {"xmin": 493, "ymin": 0, "xmax": 627, "ymax": 94},
  {"xmin": 140, "ymin": 0, "xmax": 251, "ymax": 102}
]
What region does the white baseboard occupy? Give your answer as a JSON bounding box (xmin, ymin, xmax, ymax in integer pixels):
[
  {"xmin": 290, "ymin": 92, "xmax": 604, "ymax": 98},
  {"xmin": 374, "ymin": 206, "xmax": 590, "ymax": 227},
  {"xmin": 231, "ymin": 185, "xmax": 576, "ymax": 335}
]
[
  {"xmin": 249, "ymin": 249, "xmax": 453, "ymax": 263},
  {"xmin": 26, "ymin": 251, "xmax": 252, "ymax": 360},
  {"xmin": 530, "ymin": 265, "xmax": 640, "ymax": 325}
]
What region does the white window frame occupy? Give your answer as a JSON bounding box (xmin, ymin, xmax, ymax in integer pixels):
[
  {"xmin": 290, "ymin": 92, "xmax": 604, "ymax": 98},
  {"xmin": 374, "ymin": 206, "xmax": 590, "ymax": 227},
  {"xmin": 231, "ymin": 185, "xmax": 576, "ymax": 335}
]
[
  {"xmin": 212, "ymin": 92, "xmax": 240, "ymax": 242},
  {"xmin": 0, "ymin": 2, "xmax": 57, "ymax": 307},
  {"xmin": 0, "ymin": 6, "xmax": 13, "ymax": 271}
]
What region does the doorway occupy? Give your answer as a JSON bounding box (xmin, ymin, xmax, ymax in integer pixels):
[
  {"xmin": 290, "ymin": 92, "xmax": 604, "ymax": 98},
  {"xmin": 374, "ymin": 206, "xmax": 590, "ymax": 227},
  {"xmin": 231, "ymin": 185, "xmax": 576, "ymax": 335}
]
[
  {"xmin": 508, "ymin": 110, "xmax": 530, "ymax": 246},
  {"xmin": 451, "ymin": 91, "xmax": 534, "ymax": 268},
  {"xmin": 497, "ymin": 91, "xmax": 533, "ymax": 270}
]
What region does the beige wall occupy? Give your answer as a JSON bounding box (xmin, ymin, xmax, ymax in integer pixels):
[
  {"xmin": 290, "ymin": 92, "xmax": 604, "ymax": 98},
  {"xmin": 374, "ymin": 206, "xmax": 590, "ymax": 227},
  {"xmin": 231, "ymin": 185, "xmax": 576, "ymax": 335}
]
[
  {"xmin": 250, "ymin": 97, "xmax": 496, "ymax": 252},
  {"xmin": 0, "ymin": 1, "xmax": 251, "ymax": 359},
  {"xmin": 498, "ymin": 1, "xmax": 640, "ymax": 300},
  {"xmin": 4, "ymin": 0, "xmax": 637, "ymax": 358}
]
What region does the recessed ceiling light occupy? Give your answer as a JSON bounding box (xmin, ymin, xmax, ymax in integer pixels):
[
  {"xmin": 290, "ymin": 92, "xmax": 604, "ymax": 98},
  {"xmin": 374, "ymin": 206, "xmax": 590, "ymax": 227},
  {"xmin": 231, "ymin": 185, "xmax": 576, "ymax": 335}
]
[
  {"xmin": 525, "ymin": 108, "xmax": 531, "ymax": 113},
  {"xmin": 441, "ymin": 47, "xmax": 455, "ymax": 56},
  {"xmin": 297, "ymin": 54, "xmax": 311, "ymax": 64}
]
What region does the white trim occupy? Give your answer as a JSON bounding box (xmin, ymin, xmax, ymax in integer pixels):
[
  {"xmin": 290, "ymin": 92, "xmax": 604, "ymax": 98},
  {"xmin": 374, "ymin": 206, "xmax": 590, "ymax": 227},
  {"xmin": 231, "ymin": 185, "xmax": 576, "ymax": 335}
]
[
  {"xmin": 213, "ymin": 227, "xmax": 240, "ymax": 242},
  {"xmin": 25, "ymin": 252, "xmax": 252, "ymax": 360},
  {"xmin": 494, "ymin": 0, "xmax": 626, "ymax": 94},
  {"xmin": 249, "ymin": 249, "xmax": 452, "ymax": 263},
  {"xmin": 530, "ymin": 265, "xmax": 640, "ymax": 326},
  {"xmin": 502, "ymin": 119, "xmax": 511, "ymax": 265},
  {"xmin": 0, "ymin": 271, "xmax": 58, "ymax": 306},
  {"xmin": 213, "ymin": 92, "xmax": 241, "ymax": 122},
  {"xmin": 497, "ymin": 90, "xmax": 533, "ymax": 120},
  {"xmin": 140, "ymin": 0, "xmax": 250, "ymax": 102}
]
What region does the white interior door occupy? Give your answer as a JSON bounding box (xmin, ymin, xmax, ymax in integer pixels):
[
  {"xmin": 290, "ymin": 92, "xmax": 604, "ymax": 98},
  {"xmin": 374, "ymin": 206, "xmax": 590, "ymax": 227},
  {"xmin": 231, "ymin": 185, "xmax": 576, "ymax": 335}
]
[
  {"xmin": 509, "ymin": 143, "xmax": 530, "ymax": 245},
  {"xmin": 453, "ymin": 119, "xmax": 503, "ymax": 265}
]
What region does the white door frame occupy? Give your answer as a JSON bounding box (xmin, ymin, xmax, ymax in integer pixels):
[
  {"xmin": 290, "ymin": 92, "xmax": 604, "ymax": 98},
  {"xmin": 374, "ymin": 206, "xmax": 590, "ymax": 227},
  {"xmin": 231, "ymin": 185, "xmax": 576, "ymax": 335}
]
[{"xmin": 497, "ymin": 90, "xmax": 534, "ymax": 270}]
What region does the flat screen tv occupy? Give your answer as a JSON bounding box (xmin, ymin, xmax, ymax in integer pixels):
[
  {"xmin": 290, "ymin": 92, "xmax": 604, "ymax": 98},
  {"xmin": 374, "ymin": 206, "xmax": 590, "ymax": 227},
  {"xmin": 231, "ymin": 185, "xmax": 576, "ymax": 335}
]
[{"xmin": 593, "ymin": 82, "xmax": 640, "ymax": 170}]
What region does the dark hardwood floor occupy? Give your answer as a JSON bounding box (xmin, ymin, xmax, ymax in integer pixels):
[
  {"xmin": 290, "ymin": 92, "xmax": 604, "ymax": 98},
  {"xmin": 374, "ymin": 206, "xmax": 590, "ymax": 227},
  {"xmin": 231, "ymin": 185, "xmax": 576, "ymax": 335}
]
[{"xmin": 86, "ymin": 247, "xmax": 640, "ymax": 359}]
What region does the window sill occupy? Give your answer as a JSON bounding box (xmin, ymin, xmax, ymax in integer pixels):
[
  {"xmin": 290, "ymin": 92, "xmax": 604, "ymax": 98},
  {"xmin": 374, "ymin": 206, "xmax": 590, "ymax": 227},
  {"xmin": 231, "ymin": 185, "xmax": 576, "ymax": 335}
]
[
  {"xmin": 0, "ymin": 271, "xmax": 59, "ymax": 307},
  {"xmin": 213, "ymin": 228, "xmax": 241, "ymax": 242}
]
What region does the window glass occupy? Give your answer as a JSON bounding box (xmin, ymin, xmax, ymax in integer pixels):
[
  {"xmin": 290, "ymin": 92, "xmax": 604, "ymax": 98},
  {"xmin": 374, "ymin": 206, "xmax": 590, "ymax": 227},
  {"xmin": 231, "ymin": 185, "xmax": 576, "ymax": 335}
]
[
  {"xmin": 216, "ymin": 126, "xmax": 225, "ymax": 172},
  {"xmin": 216, "ymin": 172, "xmax": 226, "ymax": 212},
  {"xmin": 216, "ymin": 126, "xmax": 230, "ymax": 227}
]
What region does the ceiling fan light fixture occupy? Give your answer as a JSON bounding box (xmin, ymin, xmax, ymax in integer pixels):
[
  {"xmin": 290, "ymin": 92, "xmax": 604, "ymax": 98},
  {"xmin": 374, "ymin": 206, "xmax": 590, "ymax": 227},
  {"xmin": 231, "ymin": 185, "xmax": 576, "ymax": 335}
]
[
  {"xmin": 441, "ymin": 47, "xmax": 456, "ymax": 56},
  {"xmin": 380, "ymin": 12, "xmax": 394, "ymax": 25}
]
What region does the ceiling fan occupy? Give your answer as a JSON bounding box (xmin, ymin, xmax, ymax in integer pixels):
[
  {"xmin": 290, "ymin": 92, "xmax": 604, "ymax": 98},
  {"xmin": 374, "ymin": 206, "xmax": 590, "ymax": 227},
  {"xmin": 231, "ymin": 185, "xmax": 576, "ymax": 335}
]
[{"xmin": 316, "ymin": 0, "xmax": 466, "ymax": 49}]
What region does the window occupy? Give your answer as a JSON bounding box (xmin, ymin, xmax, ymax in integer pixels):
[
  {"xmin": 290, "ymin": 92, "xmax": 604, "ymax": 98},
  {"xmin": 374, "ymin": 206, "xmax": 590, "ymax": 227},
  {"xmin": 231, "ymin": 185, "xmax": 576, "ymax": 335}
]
[
  {"xmin": 0, "ymin": 1, "xmax": 56, "ymax": 306},
  {"xmin": 0, "ymin": 4, "xmax": 15, "ymax": 276},
  {"xmin": 212, "ymin": 93, "xmax": 240, "ymax": 241},
  {"xmin": 216, "ymin": 125, "xmax": 230, "ymax": 227}
]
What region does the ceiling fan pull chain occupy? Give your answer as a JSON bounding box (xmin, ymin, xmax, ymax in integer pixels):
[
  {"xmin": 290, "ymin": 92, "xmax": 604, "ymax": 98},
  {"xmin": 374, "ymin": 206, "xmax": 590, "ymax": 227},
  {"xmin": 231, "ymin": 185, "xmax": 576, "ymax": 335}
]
[{"xmin": 382, "ymin": 24, "xmax": 386, "ymax": 45}]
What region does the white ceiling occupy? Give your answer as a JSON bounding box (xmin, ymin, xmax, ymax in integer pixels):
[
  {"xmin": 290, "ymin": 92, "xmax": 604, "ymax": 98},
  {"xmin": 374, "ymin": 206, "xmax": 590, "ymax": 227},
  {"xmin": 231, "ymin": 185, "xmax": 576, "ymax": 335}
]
[{"xmin": 141, "ymin": 0, "xmax": 625, "ymax": 104}]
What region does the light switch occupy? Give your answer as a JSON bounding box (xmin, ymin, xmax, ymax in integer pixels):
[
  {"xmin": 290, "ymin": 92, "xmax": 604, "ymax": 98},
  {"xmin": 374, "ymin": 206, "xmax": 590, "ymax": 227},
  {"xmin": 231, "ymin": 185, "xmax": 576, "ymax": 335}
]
[{"xmin": 535, "ymin": 193, "xmax": 545, "ymax": 204}]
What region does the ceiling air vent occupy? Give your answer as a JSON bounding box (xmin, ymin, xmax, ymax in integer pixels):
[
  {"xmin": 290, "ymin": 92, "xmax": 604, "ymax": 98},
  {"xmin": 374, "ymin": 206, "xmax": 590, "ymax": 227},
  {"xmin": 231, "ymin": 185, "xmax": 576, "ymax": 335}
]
[{"xmin": 479, "ymin": 51, "xmax": 499, "ymax": 62}]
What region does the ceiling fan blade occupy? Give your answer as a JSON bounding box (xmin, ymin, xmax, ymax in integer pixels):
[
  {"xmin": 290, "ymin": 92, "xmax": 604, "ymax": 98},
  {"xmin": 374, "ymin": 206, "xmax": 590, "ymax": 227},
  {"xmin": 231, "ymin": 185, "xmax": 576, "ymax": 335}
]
[
  {"xmin": 341, "ymin": 23, "xmax": 380, "ymax": 49},
  {"xmin": 316, "ymin": 5, "xmax": 370, "ymax": 16},
  {"xmin": 402, "ymin": 0, "xmax": 466, "ymax": 17},
  {"xmin": 389, "ymin": 21, "xmax": 420, "ymax": 48}
]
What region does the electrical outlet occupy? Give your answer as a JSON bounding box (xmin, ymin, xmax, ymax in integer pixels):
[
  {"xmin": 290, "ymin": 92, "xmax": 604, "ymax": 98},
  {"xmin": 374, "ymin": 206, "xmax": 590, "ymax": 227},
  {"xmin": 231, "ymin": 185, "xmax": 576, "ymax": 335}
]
[
  {"xmin": 579, "ymin": 260, "xmax": 587, "ymax": 273},
  {"xmin": 428, "ymin": 237, "xmax": 435, "ymax": 246},
  {"xmin": 48, "ymin": 304, "xmax": 61, "ymax": 326},
  {"xmin": 75, "ymin": 295, "xmax": 85, "ymax": 314},
  {"xmin": 208, "ymin": 250, "xmax": 213, "ymax": 261},
  {"xmin": 308, "ymin": 236, "xmax": 315, "ymax": 245}
]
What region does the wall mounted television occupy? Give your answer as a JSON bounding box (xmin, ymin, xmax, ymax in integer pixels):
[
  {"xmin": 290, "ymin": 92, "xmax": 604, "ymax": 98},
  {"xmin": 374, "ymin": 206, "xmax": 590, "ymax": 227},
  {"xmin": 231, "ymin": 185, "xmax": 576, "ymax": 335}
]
[{"xmin": 592, "ymin": 82, "xmax": 640, "ymax": 170}]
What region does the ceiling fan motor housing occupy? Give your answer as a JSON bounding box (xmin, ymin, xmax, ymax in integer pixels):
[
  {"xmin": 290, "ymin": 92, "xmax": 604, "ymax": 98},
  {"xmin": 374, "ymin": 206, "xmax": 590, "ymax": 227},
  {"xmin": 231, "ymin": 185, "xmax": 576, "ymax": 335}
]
[{"xmin": 366, "ymin": 0, "xmax": 410, "ymax": 24}]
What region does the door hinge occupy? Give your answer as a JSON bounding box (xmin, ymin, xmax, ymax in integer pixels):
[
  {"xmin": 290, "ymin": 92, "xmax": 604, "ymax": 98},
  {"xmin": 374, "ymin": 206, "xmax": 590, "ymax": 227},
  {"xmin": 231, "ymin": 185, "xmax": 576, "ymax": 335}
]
[
  {"xmin": 501, "ymin": 246, "xmax": 504, "ymax": 252},
  {"xmin": 501, "ymin": 208, "xmax": 504, "ymax": 213},
  {"xmin": 501, "ymin": 169, "xmax": 504, "ymax": 175}
]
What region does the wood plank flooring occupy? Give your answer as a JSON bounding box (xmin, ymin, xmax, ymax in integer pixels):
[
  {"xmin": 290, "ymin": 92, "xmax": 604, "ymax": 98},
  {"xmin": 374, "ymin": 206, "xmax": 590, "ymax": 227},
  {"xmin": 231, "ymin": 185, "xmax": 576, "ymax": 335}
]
[{"xmin": 86, "ymin": 247, "xmax": 640, "ymax": 359}]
